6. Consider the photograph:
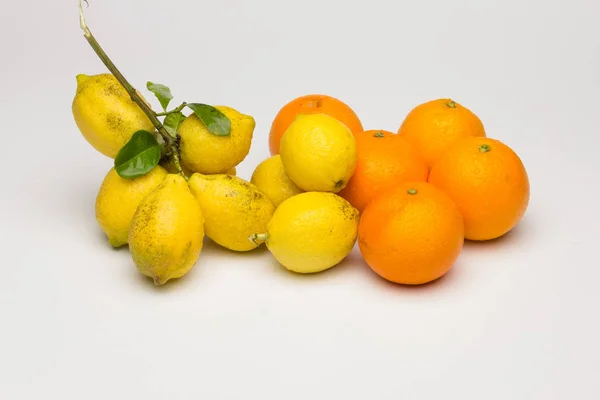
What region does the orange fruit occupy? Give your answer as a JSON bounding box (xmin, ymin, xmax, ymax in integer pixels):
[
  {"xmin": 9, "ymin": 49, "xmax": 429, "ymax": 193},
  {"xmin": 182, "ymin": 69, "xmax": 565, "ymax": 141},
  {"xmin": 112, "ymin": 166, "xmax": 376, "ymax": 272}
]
[
  {"xmin": 358, "ymin": 182, "xmax": 464, "ymax": 285},
  {"xmin": 269, "ymin": 94, "xmax": 363, "ymax": 155},
  {"xmin": 398, "ymin": 98, "xmax": 486, "ymax": 167},
  {"xmin": 428, "ymin": 137, "xmax": 530, "ymax": 241},
  {"xmin": 338, "ymin": 130, "xmax": 429, "ymax": 213}
]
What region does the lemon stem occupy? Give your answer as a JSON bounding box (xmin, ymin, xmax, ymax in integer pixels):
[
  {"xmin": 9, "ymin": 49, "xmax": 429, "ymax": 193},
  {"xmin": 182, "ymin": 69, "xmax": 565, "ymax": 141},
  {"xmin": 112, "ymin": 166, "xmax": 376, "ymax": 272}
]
[
  {"xmin": 78, "ymin": 0, "xmax": 187, "ymax": 179},
  {"xmin": 155, "ymin": 102, "xmax": 188, "ymax": 117},
  {"xmin": 249, "ymin": 233, "xmax": 268, "ymax": 246}
]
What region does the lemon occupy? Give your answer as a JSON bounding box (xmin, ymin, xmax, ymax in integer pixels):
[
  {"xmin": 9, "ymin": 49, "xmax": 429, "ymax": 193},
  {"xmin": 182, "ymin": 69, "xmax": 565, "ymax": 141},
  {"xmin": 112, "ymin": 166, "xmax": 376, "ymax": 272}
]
[
  {"xmin": 95, "ymin": 166, "xmax": 168, "ymax": 248},
  {"xmin": 188, "ymin": 173, "xmax": 275, "ymax": 252},
  {"xmin": 251, "ymin": 192, "xmax": 359, "ymax": 273},
  {"xmin": 250, "ymin": 155, "xmax": 303, "ymax": 207},
  {"xmin": 280, "ymin": 114, "xmax": 357, "ymax": 193},
  {"xmin": 72, "ymin": 73, "xmax": 155, "ymax": 158},
  {"xmin": 129, "ymin": 174, "xmax": 205, "ymax": 285},
  {"xmin": 179, "ymin": 106, "xmax": 255, "ymax": 174}
]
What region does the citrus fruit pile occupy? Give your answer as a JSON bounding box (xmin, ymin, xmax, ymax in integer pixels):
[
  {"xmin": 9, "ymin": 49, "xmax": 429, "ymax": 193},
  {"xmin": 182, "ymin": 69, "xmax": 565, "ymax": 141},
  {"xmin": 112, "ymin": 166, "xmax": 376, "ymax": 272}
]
[
  {"xmin": 74, "ymin": 3, "xmax": 529, "ymax": 286},
  {"xmin": 74, "ymin": 77, "xmax": 530, "ymax": 286},
  {"xmin": 264, "ymin": 95, "xmax": 530, "ymax": 284}
]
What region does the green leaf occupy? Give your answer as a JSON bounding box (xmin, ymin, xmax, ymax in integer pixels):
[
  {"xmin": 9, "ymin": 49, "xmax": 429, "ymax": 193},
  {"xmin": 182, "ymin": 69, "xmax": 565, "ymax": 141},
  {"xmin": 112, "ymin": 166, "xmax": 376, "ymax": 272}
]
[
  {"xmin": 114, "ymin": 130, "xmax": 161, "ymax": 179},
  {"xmin": 186, "ymin": 103, "xmax": 231, "ymax": 136},
  {"xmin": 146, "ymin": 82, "xmax": 173, "ymax": 111},
  {"xmin": 163, "ymin": 112, "xmax": 186, "ymax": 138}
]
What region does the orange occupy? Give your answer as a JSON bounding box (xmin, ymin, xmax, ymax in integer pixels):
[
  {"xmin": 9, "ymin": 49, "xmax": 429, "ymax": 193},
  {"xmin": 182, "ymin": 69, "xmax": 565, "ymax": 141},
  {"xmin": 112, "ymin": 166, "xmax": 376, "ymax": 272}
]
[
  {"xmin": 428, "ymin": 137, "xmax": 530, "ymax": 241},
  {"xmin": 269, "ymin": 94, "xmax": 363, "ymax": 155},
  {"xmin": 358, "ymin": 182, "xmax": 464, "ymax": 285},
  {"xmin": 338, "ymin": 130, "xmax": 429, "ymax": 213},
  {"xmin": 398, "ymin": 98, "xmax": 486, "ymax": 168}
]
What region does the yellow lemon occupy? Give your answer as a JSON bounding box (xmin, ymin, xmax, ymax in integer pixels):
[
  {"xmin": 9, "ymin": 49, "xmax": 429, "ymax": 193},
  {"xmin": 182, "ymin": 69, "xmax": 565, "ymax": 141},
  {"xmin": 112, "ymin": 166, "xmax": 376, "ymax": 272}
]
[
  {"xmin": 95, "ymin": 166, "xmax": 168, "ymax": 248},
  {"xmin": 251, "ymin": 192, "xmax": 359, "ymax": 273},
  {"xmin": 280, "ymin": 114, "xmax": 357, "ymax": 192},
  {"xmin": 72, "ymin": 73, "xmax": 155, "ymax": 158},
  {"xmin": 188, "ymin": 173, "xmax": 275, "ymax": 252},
  {"xmin": 250, "ymin": 155, "xmax": 303, "ymax": 207},
  {"xmin": 129, "ymin": 174, "xmax": 205, "ymax": 285},
  {"xmin": 179, "ymin": 106, "xmax": 255, "ymax": 174}
]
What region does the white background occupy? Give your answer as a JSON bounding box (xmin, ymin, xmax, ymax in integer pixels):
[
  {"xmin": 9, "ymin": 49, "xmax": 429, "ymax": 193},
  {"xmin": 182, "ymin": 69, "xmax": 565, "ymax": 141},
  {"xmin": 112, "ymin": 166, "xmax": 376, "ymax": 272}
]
[{"xmin": 1, "ymin": 0, "xmax": 599, "ymax": 398}]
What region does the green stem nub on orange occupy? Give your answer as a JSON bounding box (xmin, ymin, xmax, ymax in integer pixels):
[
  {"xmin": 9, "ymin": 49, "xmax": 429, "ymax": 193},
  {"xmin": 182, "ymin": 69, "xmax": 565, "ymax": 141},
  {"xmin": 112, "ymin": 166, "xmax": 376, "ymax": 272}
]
[
  {"xmin": 373, "ymin": 131, "xmax": 385, "ymax": 138},
  {"xmin": 447, "ymin": 100, "xmax": 457, "ymax": 108},
  {"xmin": 407, "ymin": 189, "xmax": 418, "ymax": 195},
  {"xmin": 479, "ymin": 144, "xmax": 491, "ymax": 153}
]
